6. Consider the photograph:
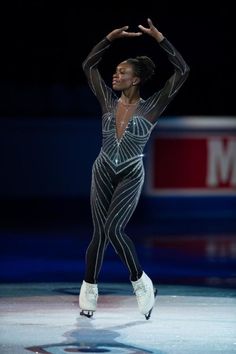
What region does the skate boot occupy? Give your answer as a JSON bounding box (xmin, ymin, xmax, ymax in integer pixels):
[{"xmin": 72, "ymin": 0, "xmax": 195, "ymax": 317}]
[
  {"xmin": 79, "ymin": 280, "xmax": 98, "ymax": 318},
  {"xmin": 131, "ymin": 272, "xmax": 157, "ymax": 320}
]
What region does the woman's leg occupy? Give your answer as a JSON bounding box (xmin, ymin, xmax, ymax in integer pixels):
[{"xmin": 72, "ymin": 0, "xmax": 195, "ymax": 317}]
[
  {"xmin": 104, "ymin": 161, "xmax": 145, "ymax": 281},
  {"xmin": 84, "ymin": 158, "xmax": 114, "ymax": 284}
]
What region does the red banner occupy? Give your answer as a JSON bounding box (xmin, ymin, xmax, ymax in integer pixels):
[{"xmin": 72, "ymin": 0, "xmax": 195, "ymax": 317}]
[{"xmin": 145, "ymin": 118, "xmax": 236, "ymax": 195}]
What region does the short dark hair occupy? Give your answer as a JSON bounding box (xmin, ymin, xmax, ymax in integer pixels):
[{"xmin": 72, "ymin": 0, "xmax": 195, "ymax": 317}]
[{"xmin": 126, "ymin": 56, "xmax": 156, "ymax": 84}]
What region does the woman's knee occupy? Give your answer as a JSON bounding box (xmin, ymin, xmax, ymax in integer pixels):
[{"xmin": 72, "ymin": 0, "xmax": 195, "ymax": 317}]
[
  {"xmin": 91, "ymin": 228, "xmax": 107, "ymax": 243},
  {"xmin": 104, "ymin": 221, "xmax": 122, "ymax": 243}
]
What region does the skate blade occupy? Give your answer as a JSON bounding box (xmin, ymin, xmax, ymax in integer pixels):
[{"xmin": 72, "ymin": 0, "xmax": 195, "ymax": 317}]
[
  {"xmin": 80, "ymin": 310, "xmax": 94, "ymax": 318},
  {"xmin": 145, "ymin": 288, "xmax": 158, "ymax": 320}
]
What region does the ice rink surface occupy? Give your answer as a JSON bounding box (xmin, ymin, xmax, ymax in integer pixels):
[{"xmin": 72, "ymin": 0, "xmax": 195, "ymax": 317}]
[{"xmin": 0, "ymin": 282, "xmax": 236, "ymax": 354}]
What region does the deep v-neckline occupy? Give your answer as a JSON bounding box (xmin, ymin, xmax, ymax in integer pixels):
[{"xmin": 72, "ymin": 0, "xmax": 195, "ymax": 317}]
[
  {"xmin": 115, "ymin": 98, "xmax": 140, "ymax": 143},
  {"xmin": 115, "ymin": 116, "xmax": 134, "ymax": 143}
]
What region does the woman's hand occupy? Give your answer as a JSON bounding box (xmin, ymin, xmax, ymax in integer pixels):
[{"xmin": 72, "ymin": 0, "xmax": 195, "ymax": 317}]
[
  {"xmin": 138, "ymin": 18, "xmax": 164, "ymax": 43},
  {"xmin": 106, "ymin": 26, "xmax": 142, "ymax": 42}
]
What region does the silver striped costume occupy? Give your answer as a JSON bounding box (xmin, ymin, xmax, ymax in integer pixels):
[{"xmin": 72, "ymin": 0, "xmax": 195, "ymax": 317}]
[{"xmin": 82, "ymin": 36, "xmax": 189, "ymax": 283}]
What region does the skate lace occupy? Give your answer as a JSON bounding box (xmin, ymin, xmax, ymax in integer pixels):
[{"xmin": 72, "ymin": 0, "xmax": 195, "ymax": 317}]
[
  {"xmin": 86, "ymin": 284, "xmax": 98, "ymax": 297},
  {"xmin": 133, "ymin": 283, "xmax": 148, "ymax": 297}
]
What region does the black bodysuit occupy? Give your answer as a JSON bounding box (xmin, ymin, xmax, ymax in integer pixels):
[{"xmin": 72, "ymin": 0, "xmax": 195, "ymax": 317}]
[{"xmin": 82, "ymin": 36, "xmax": 189, "ymax": 283}]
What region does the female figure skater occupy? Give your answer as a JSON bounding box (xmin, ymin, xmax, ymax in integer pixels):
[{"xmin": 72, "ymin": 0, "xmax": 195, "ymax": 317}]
[{"xmin": 79, "ymin": 18, "xmax": 190, "ymax": 319}]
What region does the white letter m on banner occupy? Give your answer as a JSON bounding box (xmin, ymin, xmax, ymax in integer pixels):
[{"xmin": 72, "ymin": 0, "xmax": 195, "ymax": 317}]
[{"xmin": 207, "ymin": 138, "xmax": 236, "ymax": 187}]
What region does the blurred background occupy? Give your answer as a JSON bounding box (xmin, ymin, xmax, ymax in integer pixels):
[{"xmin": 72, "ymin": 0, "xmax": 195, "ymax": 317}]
[{"xmin": 0, "ymin": 1, "xmax": 235, "ymax": 287}]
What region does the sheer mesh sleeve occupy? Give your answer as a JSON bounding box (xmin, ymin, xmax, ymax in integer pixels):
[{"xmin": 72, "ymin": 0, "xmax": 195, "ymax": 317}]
[
  {"xmin": 140, "ymin": 38, "xmax": 190, "ymax": 124},
  {"xmin": 82, "ymin": 37, "xmax": 117, "ymax": 114}
]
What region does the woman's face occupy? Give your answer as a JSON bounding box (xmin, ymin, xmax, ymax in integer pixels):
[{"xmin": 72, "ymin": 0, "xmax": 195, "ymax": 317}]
[{"xmin": 112, "ymin": 61, "xmax": 138, "ymax": 91}]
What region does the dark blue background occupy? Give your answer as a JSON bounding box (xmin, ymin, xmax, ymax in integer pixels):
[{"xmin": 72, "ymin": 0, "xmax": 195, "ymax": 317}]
[{"xmin": 0, "ymin": 1, "xmax": 235, "ymax": 287}]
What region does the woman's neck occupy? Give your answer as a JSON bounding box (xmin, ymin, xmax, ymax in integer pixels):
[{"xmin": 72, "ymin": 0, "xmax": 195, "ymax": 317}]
[{"xmin": 119, "ymin": 95, "xmax": 140, "ymax": 106}]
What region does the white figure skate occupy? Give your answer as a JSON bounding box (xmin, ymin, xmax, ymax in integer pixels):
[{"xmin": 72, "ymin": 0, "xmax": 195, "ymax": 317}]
[
  {"xmin": 131, "ymin": 272, "xmax": 157, "ymax": 320},
  {"xmin": 79, "ymin": 280, "xmax": 98, "ymax": 318}
]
